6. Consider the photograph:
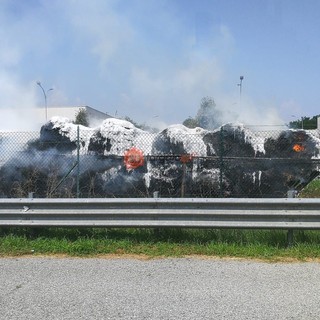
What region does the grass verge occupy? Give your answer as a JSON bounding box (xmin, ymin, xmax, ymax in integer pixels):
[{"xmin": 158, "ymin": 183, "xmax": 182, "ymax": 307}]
[
  {"xmin": 1, "ymin": 227, "xmax": 320, "ymax": 261},
  {"xmin": 299, "ymin": 179, "xmax": 320, "ymax": 198}
]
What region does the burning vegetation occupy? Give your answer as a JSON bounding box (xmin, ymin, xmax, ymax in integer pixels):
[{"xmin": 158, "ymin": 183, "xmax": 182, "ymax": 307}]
[
  {"xmin": 0, "ymin": 118, "xmax": 319, "ymax": 198},
  {"xmin": 293, "ymin": 144, "xmax": 305, "ymax": 152}
]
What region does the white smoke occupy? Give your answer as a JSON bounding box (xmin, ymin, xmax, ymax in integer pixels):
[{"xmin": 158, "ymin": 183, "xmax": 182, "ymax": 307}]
[
  {"xmin": 0, "ymin": 0, "xmax": 293, "ymax": 131},
  {"xmin": 215, "ymin": 94, "xmax": 286, "ymax": 127},
  {"xmin": 0, "ymin": 74, "xmax": 42, "ymax": 131}
]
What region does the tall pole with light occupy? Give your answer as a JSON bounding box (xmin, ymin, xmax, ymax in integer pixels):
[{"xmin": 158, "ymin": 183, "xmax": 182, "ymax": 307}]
[
  {"xmin": 37, "ymin": 81, "xmax": 53, "ymax": 122},
  {"xmin": 238, "ymin": 76, "xmax": 244, "ymax": 101}
]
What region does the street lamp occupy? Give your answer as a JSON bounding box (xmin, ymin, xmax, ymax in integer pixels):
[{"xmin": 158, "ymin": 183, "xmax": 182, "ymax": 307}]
[
  {"xmin": 37, "ymin": 81, "xmax": 53, "ymax": 122},
  {"xmin": 237, "ymin": 76, "xmax": 244, "ymax": 100}
]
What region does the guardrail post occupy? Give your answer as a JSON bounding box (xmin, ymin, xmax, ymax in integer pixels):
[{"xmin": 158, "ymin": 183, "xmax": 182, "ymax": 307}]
[
  {"xmin": 287, "ymin": 229, "xmax": 294, "ymax": 248},
  {"xmin": 286, "ymin": 190, "xmax": 295, "ymax": 247},
  {"xmin": 153, "ymin": 191, "xmax": 161, "ymax": 236},
  {"xmin": 28, "ymin": 192, "xmax": 39, "ymax": 239}
]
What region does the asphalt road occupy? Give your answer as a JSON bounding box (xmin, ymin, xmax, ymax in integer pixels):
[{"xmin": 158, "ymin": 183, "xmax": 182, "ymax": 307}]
[{"xmin": 1, "ymin": 257, "xmax": 320, "ymax": 319}]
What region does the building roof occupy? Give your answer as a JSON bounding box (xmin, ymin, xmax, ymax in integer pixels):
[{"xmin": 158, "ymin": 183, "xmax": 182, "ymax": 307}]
[{"xmin": 37, "ymin": 105, "xmax": 112, "ymax": 127}]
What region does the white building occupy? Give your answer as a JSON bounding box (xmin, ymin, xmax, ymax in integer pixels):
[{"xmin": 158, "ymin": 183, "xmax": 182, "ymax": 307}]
[
  {"xmin": 0, "ymin": 106, "xmax": 112, "ymax": 131},
  {"xmin": 36, "ymin": 105, "xmax": 112, "ymax": 127}
]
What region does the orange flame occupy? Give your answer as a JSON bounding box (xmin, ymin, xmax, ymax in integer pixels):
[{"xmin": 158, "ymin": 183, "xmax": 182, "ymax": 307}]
[
  {"xmin": 293, "ymin": 144, "xmax": 305, "ymax": 152},
  {"xmin": 124, "ymin": 147, "xmax": 144, "ymax": 170},
  {"xmin": 180, "ymin": 154, "xmax": 194, "ymax": 163}
]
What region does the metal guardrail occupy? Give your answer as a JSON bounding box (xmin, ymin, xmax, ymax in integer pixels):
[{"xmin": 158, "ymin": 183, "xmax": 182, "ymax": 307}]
[{"xmin": 0, "ymin": 198, "xmax": 319, "ymax": 245}]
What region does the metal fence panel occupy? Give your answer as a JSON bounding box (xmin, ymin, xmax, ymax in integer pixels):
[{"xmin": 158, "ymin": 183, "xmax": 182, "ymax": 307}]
[{"xmin": 0, "ymin": 123, "xmax": 319, "ymax": 198}]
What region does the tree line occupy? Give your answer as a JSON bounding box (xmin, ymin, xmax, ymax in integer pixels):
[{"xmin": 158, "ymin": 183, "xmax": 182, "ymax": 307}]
[
  {"xmin": 73, "ymin": 100, "xmax": 319, "ymax": 131},
  {"xmin": 289, "ymin": 115, "xmax": 319, "ymax": 130}
]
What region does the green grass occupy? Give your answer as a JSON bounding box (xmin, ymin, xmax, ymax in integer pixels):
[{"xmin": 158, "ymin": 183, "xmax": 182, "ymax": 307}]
[
  {"xmin": 299, "ymin": 179, "xmax": 320, "ymax": 198},
  {"xmin": 1, "ymin": 227, "xmax": 320, "ymax": 261},
  {"xmin": 1, "ymin": 181, "xmax": 320, "ymax": 261}
]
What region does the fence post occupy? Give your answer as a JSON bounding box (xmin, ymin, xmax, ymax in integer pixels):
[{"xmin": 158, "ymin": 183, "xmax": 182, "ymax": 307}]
[
  {"xmin": 219, "ymin": 126, "xmax": 224, "ymax": 197},
  {"xmin": 76, "ymin": 125, "xmax": 80, "ymax": 198},
  {"xmin": 181, "ymin": 162, "xmax": 186, "ymax": 198}
]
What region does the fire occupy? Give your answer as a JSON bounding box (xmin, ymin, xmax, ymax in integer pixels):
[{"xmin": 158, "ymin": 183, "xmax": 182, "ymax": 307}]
[
  {"xmin": 124, "ymin": 147, "xmax": 144, "ymax": 170},
  {"xmin": 292, "ymin": 144, "xmax": 305, "ymax": 152},
  {"xmin": 180, "ymin": 154, "xmax": 194, "ymax": 163}
]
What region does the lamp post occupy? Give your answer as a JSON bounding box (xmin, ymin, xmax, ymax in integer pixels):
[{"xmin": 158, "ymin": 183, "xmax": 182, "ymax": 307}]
[
  {"xmin": 238, "ymin": 76, "xmax": 244, "ymax": 100},
  {"xmin": 37, "ymin": 81, "xmax": 53, "ymax": 122}
]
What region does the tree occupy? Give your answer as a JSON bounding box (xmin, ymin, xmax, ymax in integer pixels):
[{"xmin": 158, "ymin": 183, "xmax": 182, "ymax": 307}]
[
  {"xmin": 124, "ymin": 116, "xmax": 143, "ymax": 129},
  {"xmin": 74, "ymin": 108, "xmax": 89, "ymax": 127},
  {"xmin": 289, "ymin": 115, "xmax": 320, "ymax": 130},
  {"xmin": 195, "ymin": 96, "xmax": 221, "ymax": 130},
  {"xmin": 183, "ymin": 117, "xmax": 199, "ymax": 129},
  {"xmin": 123, "ymin": 116, "xmax": 158, "ymax": 133}
]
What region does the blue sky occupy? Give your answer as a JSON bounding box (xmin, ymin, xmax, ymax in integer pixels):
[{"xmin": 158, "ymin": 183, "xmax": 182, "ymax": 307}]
[{"xmin": 1, "ymin": 0, "xmax": 320, "ymax": 129}]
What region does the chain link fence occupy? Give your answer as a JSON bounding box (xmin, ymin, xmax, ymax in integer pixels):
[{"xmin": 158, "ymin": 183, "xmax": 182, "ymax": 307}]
[{"xmin": 0, "ymin": 123, "xmax": 319, "ymax": 198}]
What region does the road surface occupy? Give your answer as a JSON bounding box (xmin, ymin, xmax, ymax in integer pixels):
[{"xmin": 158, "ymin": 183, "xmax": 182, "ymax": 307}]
[{"xmin": 1, "ymin": 256, "xmax": 320, "ymax": 319}]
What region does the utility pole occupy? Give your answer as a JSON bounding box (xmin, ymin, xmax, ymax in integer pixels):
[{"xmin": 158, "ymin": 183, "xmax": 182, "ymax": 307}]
[{"xmin": 37, "ymin": 81, "xmax": 53, "ymax": 122}]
